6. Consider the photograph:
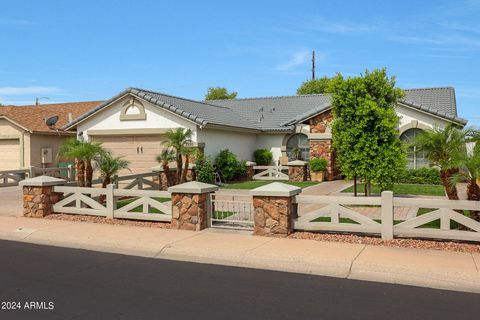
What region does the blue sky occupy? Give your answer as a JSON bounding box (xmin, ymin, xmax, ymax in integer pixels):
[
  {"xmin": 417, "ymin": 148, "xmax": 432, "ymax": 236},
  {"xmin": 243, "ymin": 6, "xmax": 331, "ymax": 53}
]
[{"xmin": 0, "ymin": 0, "xmax": 479, "ymax": 125}]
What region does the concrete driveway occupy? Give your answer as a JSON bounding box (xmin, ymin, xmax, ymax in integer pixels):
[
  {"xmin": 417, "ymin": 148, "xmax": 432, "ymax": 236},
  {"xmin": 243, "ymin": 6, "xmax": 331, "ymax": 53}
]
[{"xmin": 0, "ymin": 186, "xmax": 22, "ymax": 217}]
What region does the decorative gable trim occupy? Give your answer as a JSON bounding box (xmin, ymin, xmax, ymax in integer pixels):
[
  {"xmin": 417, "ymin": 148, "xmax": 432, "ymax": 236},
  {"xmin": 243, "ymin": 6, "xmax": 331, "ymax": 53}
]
[{"xmin": 119, "ymin": 97, "xmax": 147, "ymax": 121}]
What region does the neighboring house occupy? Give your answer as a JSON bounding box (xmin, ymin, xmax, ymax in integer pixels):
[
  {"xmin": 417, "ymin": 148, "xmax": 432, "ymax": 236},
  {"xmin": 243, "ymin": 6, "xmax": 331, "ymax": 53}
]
[
  {"xmin": 0, "ymin": 101, "xmax": 102, "ymax": 171},
  {"xmin": 64, "ymin": 87, "xmax": 466, "ymax": 180}
]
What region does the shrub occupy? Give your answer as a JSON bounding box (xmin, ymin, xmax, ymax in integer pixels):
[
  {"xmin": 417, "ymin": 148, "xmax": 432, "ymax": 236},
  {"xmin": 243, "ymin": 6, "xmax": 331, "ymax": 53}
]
[
  {"xmin": 253, "ymin": 149, "xmax": 273, "ymax": 165},
  {"xmin": 215, "ymin": 149, "xmax": 244, "ymax": 181},
  {"xmin": 309, "ymin": 157, "xmax": 328, "ymax": 172},
  {"xmin": 195, "ymin": 156, "xmax": 215, "ymax": 184},
  {"xmin": 396, "ymin": 167, "xmax": 442, "ymax": 185}
]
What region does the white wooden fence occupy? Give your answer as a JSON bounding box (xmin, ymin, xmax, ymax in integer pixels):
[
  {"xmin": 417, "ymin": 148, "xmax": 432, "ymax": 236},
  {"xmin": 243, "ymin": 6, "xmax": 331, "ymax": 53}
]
[
  {"xmin": 253, "ymin": 166, "xmax": 289, "ymax": 181},
  {"xmin": 294, "ymin": 191, "xmax": 480, "ymax": 242},
  {"xmin": 0, "ymin": 166, "xmax": 75, "ymax": 187},
  {"xmin": 0, "ymin": 169, "xmax": 30, "ymax": 187},
  {"xmin": 53, "ymin": 185, "xmax": 171, "ymax": 222},
  {"xmin": 91, "ymin": 172, "xmax": 160, "ymax": 190}
]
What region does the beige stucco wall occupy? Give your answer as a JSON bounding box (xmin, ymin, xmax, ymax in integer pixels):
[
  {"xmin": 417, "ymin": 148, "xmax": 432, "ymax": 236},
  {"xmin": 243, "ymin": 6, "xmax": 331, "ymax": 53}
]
[{"xmin": 28, "ymin": 134, "xmax": 72, "ymax": 168}]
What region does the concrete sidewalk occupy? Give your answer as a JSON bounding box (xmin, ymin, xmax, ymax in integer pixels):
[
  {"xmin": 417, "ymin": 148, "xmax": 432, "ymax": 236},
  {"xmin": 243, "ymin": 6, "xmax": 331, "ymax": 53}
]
[{"xmin": 0, "ymin": 216, "xmax": 479, "ymax": 293}]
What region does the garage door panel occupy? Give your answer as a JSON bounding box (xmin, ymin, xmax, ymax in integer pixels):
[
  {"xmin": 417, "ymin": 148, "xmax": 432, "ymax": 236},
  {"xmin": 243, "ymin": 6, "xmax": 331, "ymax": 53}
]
[
  {"xmin": 94, "ymin": 135, "xmax": 165, "ymax": 174},
  {"xmin": 0, "ymin": 139, "xmax": 20, "ymax": 171}
]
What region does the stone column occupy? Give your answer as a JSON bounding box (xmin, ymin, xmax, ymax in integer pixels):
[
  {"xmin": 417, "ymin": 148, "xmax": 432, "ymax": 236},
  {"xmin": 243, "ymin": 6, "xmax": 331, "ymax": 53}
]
[
  {"xmin": 168, "ymin": 181, "xmax": 219, "ymax": 231},
  {"xmin": 245, "ymin": 161, "xmax": 256, "ymax": 180},
  {"xmin": 251, "ymin": 182, "xmax": 302, "ymax": 237},
  {"xmin": 287, "ymin": 160, "xmax": 307, "ymax": 182},
  {"xmin": 19, "ymin": 176, "xmax": 66, "ymax": 218}
]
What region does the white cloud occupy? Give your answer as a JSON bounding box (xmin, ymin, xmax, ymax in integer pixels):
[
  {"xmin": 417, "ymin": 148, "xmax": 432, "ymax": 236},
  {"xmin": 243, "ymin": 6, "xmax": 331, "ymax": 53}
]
[
  {"xmin": 304, "ymin": 17, "xmax": 379, "ymax": 35},
  {"xmin": 276, "ymin": 50, "xmax": 326, "ymax": 72},
  {"xmin": 0, "ymin": 86, "xmax": 61, "ymax": 95},
  {"xmin": 0, "ymin": 18, "xmax": 34, "ymax": 26}
]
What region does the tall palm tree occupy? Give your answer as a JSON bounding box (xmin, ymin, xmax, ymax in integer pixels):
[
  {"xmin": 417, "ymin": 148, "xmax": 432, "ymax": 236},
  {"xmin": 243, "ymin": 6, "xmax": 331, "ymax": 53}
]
[
  {"xmin": 59, "ymin": 137, "xmax": 104, "ymax": 187},
  {"xmin": 59, "ymin": 138, "xmax": 86, "ymax": 187},
  {"xmin": 97, "ymin": 152, "xmax": 130, "ymax": 188},
  {"xmin": 450, "ymin": 143, "xmax": 480, "ymax": 221},
  {"xmin": 156, "ymin": 149, "xmax": 175, "ymax": 187},
  {"xmin": 415, "ymin": 124, "xmax": 466, "ymax": 200},
  {"xmin": 180, "ymin": 146, "xmax": 197, "ymax": 183},
  {"xmin": 163, "ymin": 128, "xmax": 193, "ymax": 184}
]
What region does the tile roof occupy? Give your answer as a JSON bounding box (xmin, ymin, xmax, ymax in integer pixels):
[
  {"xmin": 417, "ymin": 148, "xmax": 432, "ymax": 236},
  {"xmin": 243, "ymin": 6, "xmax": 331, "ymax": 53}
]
[
  {"xmin": 0, "ymin": 101, "xmax": 102, "ymax": 133},
  {"xmin": 65, "ymin": 86, "xmax": 466, "ymax": 131}
]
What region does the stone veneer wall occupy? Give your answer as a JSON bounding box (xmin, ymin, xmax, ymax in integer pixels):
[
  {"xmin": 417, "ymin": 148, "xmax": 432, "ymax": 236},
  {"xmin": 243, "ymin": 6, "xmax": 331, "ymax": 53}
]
[
  {"xmin": 253, "ymin": 196, "xmax": 296, "ymax": 237},
  {"xmin": 23, "ymin": 186, "xmax": 62, "ymax": 217},
  {"xmin": 288, "ymin": 165, "xmax": 307, "ymax": 182},
  {"xmin": 171, "ymin": 193, "xmax": 208, "ymax": 231},
  {"xmin": 308, "ymin": 111, "xmax": 339, "ymax": 180}
]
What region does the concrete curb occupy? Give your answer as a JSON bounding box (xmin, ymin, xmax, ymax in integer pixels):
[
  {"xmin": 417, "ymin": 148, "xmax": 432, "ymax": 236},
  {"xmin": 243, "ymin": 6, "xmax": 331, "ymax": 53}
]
[{"xmin": 0, "ymin": 216, "xmax": 479, "ymax": 294}]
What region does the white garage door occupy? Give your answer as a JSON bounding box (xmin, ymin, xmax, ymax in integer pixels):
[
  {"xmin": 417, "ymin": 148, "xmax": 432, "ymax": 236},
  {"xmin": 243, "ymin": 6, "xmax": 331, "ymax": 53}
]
[
  {"xmin": 94, "ymin": 135, "xmax": 166, "ymax": 174},
  {"xmin": 0, "ymin": 139, "xmax": 20, "ymax": 171}
]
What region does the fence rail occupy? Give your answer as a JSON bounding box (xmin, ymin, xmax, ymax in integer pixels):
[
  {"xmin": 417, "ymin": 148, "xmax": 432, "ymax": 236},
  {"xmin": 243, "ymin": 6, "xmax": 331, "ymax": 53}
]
[
  {"xmin": 53, "ymin": 185, "xmax": 171, "ymax": 222},
  {"xmin": 91, "ymin": 172, "xmax": 160, "ymax": 190},
  {"xmin": 252, "ymin": 166, "xmax": 288, "ymax": 181},
  {"xmin": 0, "ymin": 169, "xmax": 30, "ymax": 187},
  {"xmin": 293, "ymin": 192, "xmax": 480, "ymax": 242}
]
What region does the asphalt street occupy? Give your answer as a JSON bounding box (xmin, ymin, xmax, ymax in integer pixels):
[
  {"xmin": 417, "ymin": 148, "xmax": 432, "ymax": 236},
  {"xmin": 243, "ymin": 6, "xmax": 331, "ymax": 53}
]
[{"xmin": 0, "ymin": 240, "xmax": 478, "ymax": 319}]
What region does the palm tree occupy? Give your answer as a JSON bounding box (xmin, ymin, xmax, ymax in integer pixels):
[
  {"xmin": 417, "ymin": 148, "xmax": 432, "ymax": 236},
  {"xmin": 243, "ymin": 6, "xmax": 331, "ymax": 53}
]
[
  {"xmin": 97, "ymin": 152, "xmax": 130, "ymax": 188},
  {"xmin": 450, "ymin": 143, "xmax": 480, "ymax": 221},
  {"xmin": 163, "ymin": 128, "xmax": 193, "ymax": 184},
  {"xmin": 59, "ymin": 138, "xmax": 86, "ymax": 187},
  {"xmin": 180, "ymin": 145, "xmax": 197, "ymax": 183},
  {"xmin": 156, "ymin": 149, "xmax": 175, "ymax": 187},
  {"xmin": 59, "ymin": 137, "xmax": 104, "ymax": 187},
  {"xmin": 415, "ymin": 124, "xmax": 466, "ymax": 200}
]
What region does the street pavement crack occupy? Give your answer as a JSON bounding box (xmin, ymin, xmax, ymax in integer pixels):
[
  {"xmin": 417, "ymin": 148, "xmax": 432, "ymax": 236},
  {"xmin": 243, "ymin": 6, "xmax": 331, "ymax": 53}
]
[{"xmin": 347, "ymin": 244, "xmax": 367, "ymax": 278}]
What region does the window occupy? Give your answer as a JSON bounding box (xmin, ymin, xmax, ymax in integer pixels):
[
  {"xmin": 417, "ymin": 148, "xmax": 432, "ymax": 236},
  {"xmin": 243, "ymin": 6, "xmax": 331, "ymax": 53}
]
[
  {"xmin": 286, "ymin": 133, "xmax": 309, "ymax": 161},
  {"xmin": 399, "ymin": 128, "xmax": 428, "ymax": 169}
]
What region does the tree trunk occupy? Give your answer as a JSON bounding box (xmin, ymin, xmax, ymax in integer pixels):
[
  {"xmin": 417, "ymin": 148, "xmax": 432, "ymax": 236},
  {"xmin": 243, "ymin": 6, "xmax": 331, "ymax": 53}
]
[
  {"xmin": 176, "ymin": 154, "xmax": 183, "ymax": 185},
  {"xmin": 162, "ymin": 164, "xmax": 171, "ymax": 188},
  {"xmin": 180, "ymin": 155, "xmax": 189, "ymax": 183},
  {"xmin": 85, "ymin": 160, "xmax": 93, "ymax": 187},
  {"xmin": 77, "ymin": 159, "xmax": 85, "ymax": 187},
  {"xmin": 364, "ymin": 179, "xmax": 368, "ymax": 197},
  {"xmin": 100, "ymin": 176, "xmax": 111, "ymax": 203},
  {"xmin": 466, "ymin": 179, "xmax": 480, "ymax": 222},
  {"xmin": 440, "ymin": 169, "xmax": 459, "ymax": 200}
]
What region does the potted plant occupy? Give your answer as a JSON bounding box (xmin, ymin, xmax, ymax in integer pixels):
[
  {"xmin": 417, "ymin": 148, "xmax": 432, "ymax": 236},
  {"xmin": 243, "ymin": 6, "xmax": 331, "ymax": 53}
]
[{"xmin": 309, "ymin": 157, "xmax": 327, "ymax": 182}]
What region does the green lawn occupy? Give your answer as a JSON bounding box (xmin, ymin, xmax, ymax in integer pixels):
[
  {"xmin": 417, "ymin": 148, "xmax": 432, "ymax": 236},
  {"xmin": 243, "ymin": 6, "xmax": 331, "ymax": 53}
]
[
  {"xmin": 116, "ymin": 197, "xmax": 170, "ymax": 214},
  {"xmin": 342, "ymin": 183, "xmax": 445, "ymax": 197},
  {"xmin": 221, "ymin": 180, "xmax": 319, "ymax": 190}
]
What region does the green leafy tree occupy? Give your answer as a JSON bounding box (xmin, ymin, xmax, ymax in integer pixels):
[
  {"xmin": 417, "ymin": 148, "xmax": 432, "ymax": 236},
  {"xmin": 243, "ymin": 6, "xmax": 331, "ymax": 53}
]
[
  {"xmin": 205, "ymin": 87, "xmax": 237, "ymax": 100},
  {"xmin": 163, "ymin": 128, "xmax": 193, "ymax": 184},
  {"xmin": 415, "ymin": 124, "xmax": 466, "ymax": 200},
  {"xmin": 330, "ymin": 69, "xmax": 406, "ymax": 193},
  {"xmin": 195, "ymin": 155, "xmax": 216, "ymax": 184},
  {"xmin": 297, "ymin": 77, "xmax": 333, "ymax": 95}
]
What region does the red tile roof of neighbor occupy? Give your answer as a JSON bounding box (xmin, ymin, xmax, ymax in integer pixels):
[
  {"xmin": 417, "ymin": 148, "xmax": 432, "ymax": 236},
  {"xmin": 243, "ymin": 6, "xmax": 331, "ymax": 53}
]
[{"xmin": 0, "ymin": 101, "xmax": 103, "ymax": 133}]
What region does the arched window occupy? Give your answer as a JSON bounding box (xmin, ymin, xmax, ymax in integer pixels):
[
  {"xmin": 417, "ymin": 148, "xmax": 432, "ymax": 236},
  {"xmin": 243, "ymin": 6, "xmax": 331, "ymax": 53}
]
[
  {"xmin": 286, "ymin": 133, "xmax": 309, "ymax": 161},
  {"xmin": 400, "ymin": 128, "xmax": 428, "ymax": 169}
]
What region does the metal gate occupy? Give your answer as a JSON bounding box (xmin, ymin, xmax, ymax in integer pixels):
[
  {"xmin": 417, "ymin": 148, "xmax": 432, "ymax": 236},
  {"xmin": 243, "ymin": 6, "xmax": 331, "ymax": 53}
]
[{"xmin": 210, "ymin": 193, "xmax": 254, "ymax": 230}]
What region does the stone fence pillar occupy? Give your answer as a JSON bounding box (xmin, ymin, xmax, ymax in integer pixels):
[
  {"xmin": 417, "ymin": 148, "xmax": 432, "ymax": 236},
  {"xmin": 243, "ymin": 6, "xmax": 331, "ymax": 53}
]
[
  {"xmin": 245, "ymin": 161, "xmax": 256, "ymax": 180},
  {"xmin": 168, "ymin": 181, "xmax": 219, "ymax": 231},
  {"xmin": 251, "ymin": 182, "xmax": 302, "ymax": 237},
  {"xmin": 287, "ymin": 160, "xmax": 307, "ymax": 182},
  {"xmin": 19, "ymin": 176, "xmax": 66, "ymax": 218}
]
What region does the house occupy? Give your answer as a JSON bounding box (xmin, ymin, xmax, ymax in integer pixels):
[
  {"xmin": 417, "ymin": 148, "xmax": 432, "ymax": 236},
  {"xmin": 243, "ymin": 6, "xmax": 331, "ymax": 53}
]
[
  {"xmin": 64, "ymin": 87, "xmax": 466, "ymax": 180},
  {"xmin": 0, "ymin": 101, "xmax": 102, "ymax": 171}
]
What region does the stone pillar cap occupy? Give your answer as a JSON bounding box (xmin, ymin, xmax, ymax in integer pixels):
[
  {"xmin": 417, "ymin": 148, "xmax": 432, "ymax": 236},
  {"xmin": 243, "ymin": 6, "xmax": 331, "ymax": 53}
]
[
  {"xmin": 287, "ymin": 160, "xmax": 307, "ymax": 166},
  {"xmin": 19, "ymin": 175, "xmax": 67, "ymax": 187},
  {"xmin": 168, "ymin": 181, "xmax": 219, "ymax": 194},
  {"xmin": 245, "ymin": 161, "xmax": 257, "ymax": 166},
  {"xmin": 250, "ymin": 182, "xmax": 302, "ymax": 197}
]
